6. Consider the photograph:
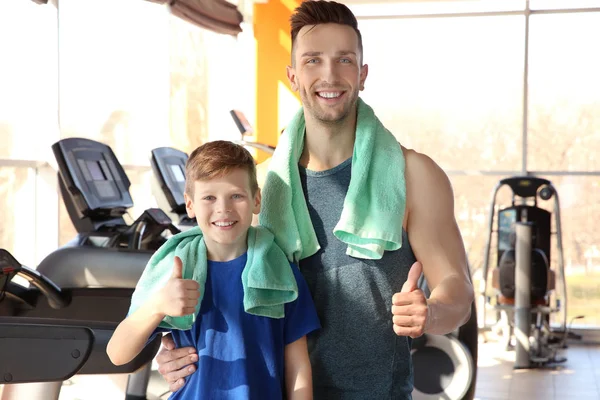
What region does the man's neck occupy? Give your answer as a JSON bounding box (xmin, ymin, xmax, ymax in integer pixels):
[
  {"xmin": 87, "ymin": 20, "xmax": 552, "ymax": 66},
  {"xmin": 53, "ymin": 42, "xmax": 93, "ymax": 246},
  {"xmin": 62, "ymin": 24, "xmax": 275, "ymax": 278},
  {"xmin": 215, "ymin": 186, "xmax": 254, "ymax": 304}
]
[{"xmin": 300, "ymin": 110, "xmax": 357, "ymax": 172}]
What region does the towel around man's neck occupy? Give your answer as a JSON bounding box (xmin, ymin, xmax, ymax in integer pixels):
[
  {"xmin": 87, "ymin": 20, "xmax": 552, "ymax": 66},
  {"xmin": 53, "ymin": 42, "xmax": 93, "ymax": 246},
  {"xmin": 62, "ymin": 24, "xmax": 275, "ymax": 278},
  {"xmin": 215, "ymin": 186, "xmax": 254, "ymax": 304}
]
[
  {"xmin": 129, "ymin": 226, "xmax": 298, "ymax": 330},
  {"xmin": 259, "ymin": 97, "xmax": 406, "ymax": 262}
]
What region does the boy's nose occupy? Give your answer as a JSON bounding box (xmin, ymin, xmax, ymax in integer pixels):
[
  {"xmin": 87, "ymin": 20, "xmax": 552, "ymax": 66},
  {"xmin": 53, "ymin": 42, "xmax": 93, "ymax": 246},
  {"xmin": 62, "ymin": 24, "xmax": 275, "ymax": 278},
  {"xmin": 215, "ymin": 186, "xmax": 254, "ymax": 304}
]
[{"xmin": 216, "ymin": 200, "xmax": 232, "ymax": 213}]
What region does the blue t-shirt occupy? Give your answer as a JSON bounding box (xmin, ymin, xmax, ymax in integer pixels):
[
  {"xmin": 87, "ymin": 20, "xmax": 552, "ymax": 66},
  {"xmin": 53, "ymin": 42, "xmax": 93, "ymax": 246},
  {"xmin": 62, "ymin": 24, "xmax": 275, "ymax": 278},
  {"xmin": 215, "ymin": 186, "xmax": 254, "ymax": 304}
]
[{"xmin": 155, "ymin": 253, "xmax": 320, "ymax": 400}]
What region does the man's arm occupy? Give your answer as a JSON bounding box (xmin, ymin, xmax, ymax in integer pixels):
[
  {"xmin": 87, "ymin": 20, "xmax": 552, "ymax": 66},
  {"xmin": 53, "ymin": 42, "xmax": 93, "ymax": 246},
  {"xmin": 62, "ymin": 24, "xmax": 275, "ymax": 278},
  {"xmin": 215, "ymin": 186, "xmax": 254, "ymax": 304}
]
[
  {"xmin": 284, "ymin": 336, "xmax": 313, "ymax": 399},
  {"xmin": 403, "ymin": 150, "xmax": 474, "ymax": 335},
  {"xmin": 155, "ymin": 334, "xmax": 198, "ymax": 391}
]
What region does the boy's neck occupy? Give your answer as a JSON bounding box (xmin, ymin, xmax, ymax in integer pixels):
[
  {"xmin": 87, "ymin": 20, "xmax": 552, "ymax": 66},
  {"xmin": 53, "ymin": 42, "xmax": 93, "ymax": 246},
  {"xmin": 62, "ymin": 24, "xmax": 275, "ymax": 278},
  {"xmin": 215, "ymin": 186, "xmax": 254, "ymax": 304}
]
[{"xmin": 205, "ymin": 236, "xmax": 249, "ymax": 262}]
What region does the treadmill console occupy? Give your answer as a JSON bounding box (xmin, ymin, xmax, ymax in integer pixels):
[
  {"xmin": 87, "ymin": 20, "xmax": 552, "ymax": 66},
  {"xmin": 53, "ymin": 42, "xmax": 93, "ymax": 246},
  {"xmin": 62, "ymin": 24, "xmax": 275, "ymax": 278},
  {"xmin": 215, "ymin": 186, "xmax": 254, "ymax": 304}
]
[
  {"xmin": 150, "ymin": 147, "xmax": 188, "ymax": 214},
  {"xmin": 52, "ymin": 138, "xmax": 133, "ymax": 233}
]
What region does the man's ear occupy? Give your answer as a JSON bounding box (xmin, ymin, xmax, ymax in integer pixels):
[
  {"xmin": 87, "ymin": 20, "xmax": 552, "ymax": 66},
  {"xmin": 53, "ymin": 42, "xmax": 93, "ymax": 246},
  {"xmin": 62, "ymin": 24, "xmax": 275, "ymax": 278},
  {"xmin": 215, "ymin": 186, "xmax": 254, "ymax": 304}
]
[
  {"xmin": 253, "ymin": 188, "xmax": 262, "ymax": 215},
  {"xmin": 184, "ymin": 192, "xmax": 195, "ymax": 218},
  {"xmin": 286, "ymin": 65, "xmax": 299, "ymax": 92},
  {"xmin": 359, "ymin": 63, "xmax": 369, "ymax": 91}
]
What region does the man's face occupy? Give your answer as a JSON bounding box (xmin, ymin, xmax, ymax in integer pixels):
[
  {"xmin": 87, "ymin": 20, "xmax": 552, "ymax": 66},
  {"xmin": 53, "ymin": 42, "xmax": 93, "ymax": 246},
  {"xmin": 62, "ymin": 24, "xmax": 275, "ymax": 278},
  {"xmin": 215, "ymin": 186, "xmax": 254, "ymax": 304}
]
[
  {"xmin": 184, "ymin": 169, "xmax": 261, "ymax": 256},
  {"xmin": 287, "ymin": 23, "xmax": 368, "ymax": 125}
]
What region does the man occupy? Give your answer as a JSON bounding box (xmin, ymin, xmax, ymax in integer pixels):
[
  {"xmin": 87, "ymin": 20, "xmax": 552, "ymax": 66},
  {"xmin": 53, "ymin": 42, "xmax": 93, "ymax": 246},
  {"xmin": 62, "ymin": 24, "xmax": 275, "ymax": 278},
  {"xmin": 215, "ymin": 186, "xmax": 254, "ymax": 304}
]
[{"xmin": 155, "ymin": 1, "xmax": 474, "ymax": 398}]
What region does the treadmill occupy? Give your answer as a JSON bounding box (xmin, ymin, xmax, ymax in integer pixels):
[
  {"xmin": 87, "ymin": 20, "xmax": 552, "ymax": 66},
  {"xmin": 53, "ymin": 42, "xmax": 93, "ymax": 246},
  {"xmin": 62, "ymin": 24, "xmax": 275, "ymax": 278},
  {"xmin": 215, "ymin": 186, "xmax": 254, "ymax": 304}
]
[
  {"xmin": 1, "ymin": 138, "xmax": 177, "ymax": 400},
  {"xmin": 150, "ymin": 147, "xmax": 196, "ymax": 229}
]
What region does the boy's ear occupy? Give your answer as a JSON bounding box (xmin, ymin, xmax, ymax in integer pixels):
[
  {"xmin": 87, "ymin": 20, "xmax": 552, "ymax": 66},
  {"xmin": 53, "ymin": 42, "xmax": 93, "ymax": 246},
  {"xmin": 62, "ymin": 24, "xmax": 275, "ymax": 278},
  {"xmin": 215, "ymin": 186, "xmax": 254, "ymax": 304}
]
[
  {"xmin": 184, "ymin": 192, "xmax": 195, "ymax": 218},
  {"xmin": 253, "ymin": 187, "xmax": 261, "ymax": 215}
]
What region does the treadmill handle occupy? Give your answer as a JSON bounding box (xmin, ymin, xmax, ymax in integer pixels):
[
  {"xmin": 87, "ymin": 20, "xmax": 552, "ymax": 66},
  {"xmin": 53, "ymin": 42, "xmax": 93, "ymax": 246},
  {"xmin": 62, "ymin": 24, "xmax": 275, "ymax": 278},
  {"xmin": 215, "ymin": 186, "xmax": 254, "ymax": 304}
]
[{"xmin": 17, "ymin": 265, "xmax": 71, "ymax": 309}]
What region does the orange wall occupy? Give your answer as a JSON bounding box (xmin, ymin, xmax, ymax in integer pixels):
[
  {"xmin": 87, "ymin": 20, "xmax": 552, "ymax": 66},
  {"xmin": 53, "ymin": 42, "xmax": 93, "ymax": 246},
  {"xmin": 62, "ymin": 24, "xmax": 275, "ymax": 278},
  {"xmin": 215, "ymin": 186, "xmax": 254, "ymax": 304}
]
[{"xmin": 254, "ymin": 0, "xmax": 301, "ymax": 162}]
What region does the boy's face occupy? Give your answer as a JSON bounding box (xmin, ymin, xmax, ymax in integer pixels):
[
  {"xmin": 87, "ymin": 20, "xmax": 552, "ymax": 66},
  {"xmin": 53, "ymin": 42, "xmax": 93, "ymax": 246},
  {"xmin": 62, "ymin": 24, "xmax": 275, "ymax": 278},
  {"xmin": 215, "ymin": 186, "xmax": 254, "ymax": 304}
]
[
  {"xmin": 287, "ymin": 23, "xmax": 368, "ymax": 124},
  {"xmin": 184, "ymin": 168, "xmax": 261, "ymax": 258}
]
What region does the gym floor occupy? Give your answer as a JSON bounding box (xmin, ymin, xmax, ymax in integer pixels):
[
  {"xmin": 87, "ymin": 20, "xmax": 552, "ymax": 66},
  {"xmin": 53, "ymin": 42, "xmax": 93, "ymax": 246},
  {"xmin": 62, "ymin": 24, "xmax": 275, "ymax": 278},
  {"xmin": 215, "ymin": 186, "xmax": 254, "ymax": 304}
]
[
  {"xmin": 474, "ymin": 339, "xmax": 600, "ymax": 400},
  {"xmin": 1, "ymin": 339, "xmax": 599, "ymax": 399}
]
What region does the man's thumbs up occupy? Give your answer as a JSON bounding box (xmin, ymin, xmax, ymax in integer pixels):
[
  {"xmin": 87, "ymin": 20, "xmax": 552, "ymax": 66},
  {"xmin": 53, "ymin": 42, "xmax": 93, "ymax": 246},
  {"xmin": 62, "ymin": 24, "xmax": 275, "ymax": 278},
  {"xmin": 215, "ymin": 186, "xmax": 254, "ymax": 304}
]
[
  {"xmin": 392, "ymin": 260, "xmax": 428, "ymax": 338},
  {"xmin": 401, "ymin": 261, "xmax": 423, "ymax": 293},
  {"xmin": 171, "ymin": 256, "xmax": 184, "ymax": 279}
]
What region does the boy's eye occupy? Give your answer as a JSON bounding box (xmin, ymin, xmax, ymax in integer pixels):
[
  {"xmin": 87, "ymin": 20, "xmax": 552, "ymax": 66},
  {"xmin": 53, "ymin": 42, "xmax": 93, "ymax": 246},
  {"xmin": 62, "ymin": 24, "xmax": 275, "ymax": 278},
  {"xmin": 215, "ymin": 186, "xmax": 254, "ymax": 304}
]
[
  {"xmin": 203, "ymin": 195, "xmax": 215, "ymax": 201},
  {"xmin": 306, "ymin": 58, "xmax": 318, "ymax": 64},
  {"xmin": 340, "ymin": 58, "xmax": 351, "ymax": 63},
  {"xmin": 232, "ymin": 194, "xmax": 244, "ymax": 199}
]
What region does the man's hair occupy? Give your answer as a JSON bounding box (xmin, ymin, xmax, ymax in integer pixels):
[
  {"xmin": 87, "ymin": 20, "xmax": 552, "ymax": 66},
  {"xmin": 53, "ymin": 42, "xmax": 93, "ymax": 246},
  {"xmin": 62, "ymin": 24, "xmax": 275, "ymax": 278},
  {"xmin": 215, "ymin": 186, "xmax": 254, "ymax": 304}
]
[
  {"xmin": 290, "ymin": 1, "xmax": 363, "ymax": 65},
  {"xmin": 185, "ymin": 140, "xmax": 258, "ymax": 198}
]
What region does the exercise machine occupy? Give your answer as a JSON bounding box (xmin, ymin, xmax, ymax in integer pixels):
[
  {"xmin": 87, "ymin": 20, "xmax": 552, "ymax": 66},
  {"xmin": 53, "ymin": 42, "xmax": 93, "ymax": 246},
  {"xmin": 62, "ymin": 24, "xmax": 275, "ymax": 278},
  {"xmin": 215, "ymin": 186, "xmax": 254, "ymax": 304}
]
[
  {"xmin": 1, "ymin": 138, "xmax": 178, "ymax": 399},
  {"xmin": 230, "ymin": 109, "xmax": 276, "ymax": 155},
  {"xmin": 478, "ymin": 176, "xmax": 578, "ymax": 368},
  {"xmin": 150, "ymin": 146, "xmax": 196, "ymax": 229}
]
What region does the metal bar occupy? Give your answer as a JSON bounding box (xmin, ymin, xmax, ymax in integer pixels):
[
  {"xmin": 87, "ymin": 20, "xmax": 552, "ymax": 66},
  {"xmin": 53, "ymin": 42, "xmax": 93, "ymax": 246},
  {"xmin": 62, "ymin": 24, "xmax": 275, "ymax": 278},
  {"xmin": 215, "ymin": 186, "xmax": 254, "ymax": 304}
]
[
  {"xmin": 522, "ymin": 1, "xmax": 531, "ymax": 174},
  {"xmin": 514, "ymin": 222, "xmax": 533, "ymax": 369},
  {"xmin": 552, "ymin": 185, "xmax": 568, "ymax": 341},
  {"xmin": 0, "ymin": 160, "xmax": 48, "ymax": 168},
  {"xmin": 356, "ymin": 7, "xmax": 600, "ymax": 21},
  {"xmin": 0, "ymin": 381, "xmax": 62, "ymax": 400},
  {"xmin": 444, "ymin": 170, "xmax": 600, "ymax": 177},
  {"xmin": 125, "ymin": 363, "xmax": 152, "ymax": 398},
  {"xmin": 480, "ymin": 182, "xmax": 502, "ymax": 329}
]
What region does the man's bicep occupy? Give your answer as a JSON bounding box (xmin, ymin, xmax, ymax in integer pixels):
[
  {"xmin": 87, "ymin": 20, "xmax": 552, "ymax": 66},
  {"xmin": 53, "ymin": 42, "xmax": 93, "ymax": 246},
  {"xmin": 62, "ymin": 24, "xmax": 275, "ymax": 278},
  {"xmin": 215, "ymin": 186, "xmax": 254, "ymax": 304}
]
[{"xmin": 406, "ymin": 156, "xmax": 469, "ymax": 290}]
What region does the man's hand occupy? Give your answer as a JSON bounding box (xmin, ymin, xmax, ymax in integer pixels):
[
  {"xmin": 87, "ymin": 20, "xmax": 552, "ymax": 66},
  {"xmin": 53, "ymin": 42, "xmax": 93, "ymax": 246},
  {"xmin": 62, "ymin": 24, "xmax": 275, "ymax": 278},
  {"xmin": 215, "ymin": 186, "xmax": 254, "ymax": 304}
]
[
  {"xmin": 391, "ymin": 261, "xmax": 429, "ymax": 338},
  {"xmin": 156, "ymin": 334, "xmax": 198, "ymax": 392},
  {"xmin": 157, "ymin": 256, "xmax": 200, "ymax": 317}
]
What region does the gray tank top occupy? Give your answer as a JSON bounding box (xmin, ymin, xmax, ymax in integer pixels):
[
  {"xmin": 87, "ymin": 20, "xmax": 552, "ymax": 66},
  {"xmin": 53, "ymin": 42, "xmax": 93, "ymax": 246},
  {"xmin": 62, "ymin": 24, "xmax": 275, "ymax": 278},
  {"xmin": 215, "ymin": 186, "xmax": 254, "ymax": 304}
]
[{"xmin": 299, "ymin": 157, "xmax": 416, "ymax": 400}]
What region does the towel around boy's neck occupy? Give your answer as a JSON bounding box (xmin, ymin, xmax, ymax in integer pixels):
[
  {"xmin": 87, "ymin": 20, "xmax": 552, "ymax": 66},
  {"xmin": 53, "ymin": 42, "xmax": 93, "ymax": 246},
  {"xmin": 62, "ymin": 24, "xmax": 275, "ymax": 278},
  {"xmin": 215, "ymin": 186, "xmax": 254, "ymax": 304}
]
[
  {"xmin": 259, "ymin": 97, "xmax": 406, "ymax": 262},
  {"xmin": 128, "ymin": 225, "xmax": 298, "ymax": 330}
]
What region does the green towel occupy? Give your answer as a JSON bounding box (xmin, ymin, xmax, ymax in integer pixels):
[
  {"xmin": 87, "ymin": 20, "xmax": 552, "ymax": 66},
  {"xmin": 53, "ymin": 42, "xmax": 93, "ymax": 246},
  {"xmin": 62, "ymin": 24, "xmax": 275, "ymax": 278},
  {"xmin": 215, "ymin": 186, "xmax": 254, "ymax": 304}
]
[
  {"xmin": 260, "ymin": 97, "xmax": 406, "ymax": 261},
  {"xmin": 129, "ymin": 225, "xmax": 298, "ymax": 330}
]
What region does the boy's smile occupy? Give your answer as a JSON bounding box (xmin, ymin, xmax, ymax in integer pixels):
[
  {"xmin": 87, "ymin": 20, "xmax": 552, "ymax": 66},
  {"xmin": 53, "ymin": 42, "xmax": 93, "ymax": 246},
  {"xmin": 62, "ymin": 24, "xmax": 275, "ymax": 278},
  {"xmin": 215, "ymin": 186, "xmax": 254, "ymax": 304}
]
[{"xmin": 184, "ymin": 168, "xmax": 261, "ymax": 262}]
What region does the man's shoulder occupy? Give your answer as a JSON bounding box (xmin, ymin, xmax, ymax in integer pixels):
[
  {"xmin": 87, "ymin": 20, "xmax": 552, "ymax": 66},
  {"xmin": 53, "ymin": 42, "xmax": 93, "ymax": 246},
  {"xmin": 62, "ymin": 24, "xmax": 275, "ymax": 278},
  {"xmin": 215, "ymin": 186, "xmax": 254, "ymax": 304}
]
[{"xmin": 401, "ymin": 146, "xmax": 453, "ymax": 206}]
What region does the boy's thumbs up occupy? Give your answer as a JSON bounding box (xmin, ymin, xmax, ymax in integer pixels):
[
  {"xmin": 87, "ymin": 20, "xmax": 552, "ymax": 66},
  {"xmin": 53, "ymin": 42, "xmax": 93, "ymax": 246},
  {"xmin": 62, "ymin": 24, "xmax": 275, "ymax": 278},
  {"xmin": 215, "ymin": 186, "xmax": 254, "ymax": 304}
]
[
  {"xmin": 171, "ymin": 256, "xmax": 184, "ymax": 279},
  {"xmin": 401, "ymin": 261, "xmax": 422, "ymax": 293}
]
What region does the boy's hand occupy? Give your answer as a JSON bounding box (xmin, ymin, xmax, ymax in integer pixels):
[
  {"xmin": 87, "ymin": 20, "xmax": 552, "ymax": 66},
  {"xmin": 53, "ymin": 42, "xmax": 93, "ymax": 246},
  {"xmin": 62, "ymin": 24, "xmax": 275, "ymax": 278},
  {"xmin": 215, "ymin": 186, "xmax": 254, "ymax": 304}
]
[{"xmin": 157, "ymin": 256, "xmax": 201, "ymax": 317}]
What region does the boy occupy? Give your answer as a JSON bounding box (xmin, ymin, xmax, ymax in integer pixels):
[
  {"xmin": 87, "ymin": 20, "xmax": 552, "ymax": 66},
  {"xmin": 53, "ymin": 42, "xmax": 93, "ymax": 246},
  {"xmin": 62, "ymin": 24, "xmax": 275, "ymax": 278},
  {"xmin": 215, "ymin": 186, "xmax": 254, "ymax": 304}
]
[{"xmin": 107, "ymin": 140, "xmax": 320, "ymax": 399}]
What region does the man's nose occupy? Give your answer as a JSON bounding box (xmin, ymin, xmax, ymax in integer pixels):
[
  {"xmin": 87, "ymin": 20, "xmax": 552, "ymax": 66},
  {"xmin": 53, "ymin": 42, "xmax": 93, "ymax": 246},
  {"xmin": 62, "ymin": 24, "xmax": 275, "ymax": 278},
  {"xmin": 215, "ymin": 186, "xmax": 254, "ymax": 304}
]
[{"xmin": 321, "ymin": 60, "xmax": 340, "ymax": 83}]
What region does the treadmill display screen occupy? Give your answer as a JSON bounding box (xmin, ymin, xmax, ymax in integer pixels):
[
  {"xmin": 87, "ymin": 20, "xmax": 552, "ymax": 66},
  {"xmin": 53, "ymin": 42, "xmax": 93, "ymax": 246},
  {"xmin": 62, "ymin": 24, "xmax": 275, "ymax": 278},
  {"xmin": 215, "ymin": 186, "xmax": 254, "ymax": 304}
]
[
  {"xmin": 170, "ymin": 164, "xmax": 185, "ymax": 182},
  {"xmin": 87, "ymin": 161, "xmax": 105, "ymax": 181}
]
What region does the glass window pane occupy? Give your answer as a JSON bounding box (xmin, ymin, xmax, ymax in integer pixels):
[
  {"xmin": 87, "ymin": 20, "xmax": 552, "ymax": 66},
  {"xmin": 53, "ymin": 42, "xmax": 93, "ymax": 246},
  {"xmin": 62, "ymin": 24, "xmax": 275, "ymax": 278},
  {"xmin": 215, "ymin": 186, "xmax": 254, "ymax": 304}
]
[
  {"xmin": 58, "ymin": 0, "xmax": 171, "ymax": 165},
  {"xmin": 539, "ymin": 176, "xmax": 600, "ymax": 328},
  {"xmin": 0, "ymin": 1, "xmax": 58, "ymax": 160},
  {"xmin": 169, "ymin": 15, "xmax": 211, "ymax": 152},
  {"xmin": 349, "ymin": 0, "xmax": 525, "ymax": 17},
  {"xmin": 530, "ymin": 0, "xmax": 600, "ymax": 10},
  {"xmin": 0, "ymin": 167, "xmax": 37, "ymax": 267},
  {"xmin": 360, "ymin": 16, "xmax": 524, "ymax": 171},
  {"xmin": 528, "ymin": 13, "xmax": 600, "ymax": 171}
]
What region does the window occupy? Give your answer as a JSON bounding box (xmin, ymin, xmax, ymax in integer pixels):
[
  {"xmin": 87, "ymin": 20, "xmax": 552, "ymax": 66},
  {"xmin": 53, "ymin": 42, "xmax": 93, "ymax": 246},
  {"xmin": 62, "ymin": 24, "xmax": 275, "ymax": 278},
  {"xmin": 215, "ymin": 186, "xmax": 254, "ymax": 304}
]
[
  {"xmin": 528, "ymin": 13, "xmax": 600, "ymax": 171},
  {"xmin": 58, "ymin": 0, "xmax": 171, "ymax": 165},
  {"xmin": 0, "ymin": 0, "xmax": 58, "ymax": 161},
  {"xmin": 360, "ymin": 15, "xmax": 525, "ymax": 171}
]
